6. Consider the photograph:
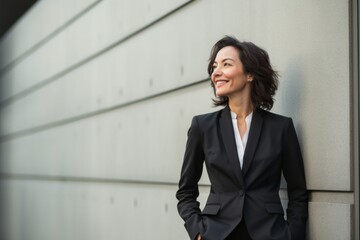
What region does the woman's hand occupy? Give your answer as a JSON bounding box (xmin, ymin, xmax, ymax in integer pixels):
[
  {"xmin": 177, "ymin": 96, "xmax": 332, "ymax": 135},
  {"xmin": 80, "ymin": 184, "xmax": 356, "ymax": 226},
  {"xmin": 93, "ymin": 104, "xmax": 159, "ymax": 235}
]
[{"xmin": 196, "ymin": 234, "xmax": 202, "ymax": 240}]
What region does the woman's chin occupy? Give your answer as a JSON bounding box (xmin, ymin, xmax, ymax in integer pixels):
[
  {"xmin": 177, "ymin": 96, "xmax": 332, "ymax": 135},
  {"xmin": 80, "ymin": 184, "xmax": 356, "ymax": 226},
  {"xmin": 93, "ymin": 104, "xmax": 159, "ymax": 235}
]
[{"xmin": 216, "ymin": 91, "xmax": 227, "ymax": 97}]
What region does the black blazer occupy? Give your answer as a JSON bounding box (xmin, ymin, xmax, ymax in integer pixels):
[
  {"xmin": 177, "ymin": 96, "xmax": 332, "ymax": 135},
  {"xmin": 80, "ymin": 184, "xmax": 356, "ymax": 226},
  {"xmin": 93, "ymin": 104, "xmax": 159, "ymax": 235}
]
[{"xmin": 176, "ymin": 106, "xmax": 308, "ymax": 240}]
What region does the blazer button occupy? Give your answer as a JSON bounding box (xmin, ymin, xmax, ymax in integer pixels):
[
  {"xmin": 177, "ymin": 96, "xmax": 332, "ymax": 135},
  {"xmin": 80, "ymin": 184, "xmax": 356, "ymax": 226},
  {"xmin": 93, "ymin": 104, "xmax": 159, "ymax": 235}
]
[{"xmin": 239, "ymin": 190, "xmax": 244, "ymax": 196}]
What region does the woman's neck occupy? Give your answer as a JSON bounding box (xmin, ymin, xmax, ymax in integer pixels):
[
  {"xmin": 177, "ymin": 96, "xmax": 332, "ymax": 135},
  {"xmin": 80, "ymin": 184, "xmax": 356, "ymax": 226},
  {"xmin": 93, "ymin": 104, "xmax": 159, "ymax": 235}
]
[{"xmin": 228, "ymin": 97, "xmax": 254, "ymax": 119}]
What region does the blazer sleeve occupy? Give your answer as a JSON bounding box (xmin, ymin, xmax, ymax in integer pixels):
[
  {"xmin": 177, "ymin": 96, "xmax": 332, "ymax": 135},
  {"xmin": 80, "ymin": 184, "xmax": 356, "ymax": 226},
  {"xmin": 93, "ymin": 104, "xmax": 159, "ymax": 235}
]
[
  {"xmin": 282, "ymin": 119, "xmax": 309, "ymax": 240},
  {"xmin": 176, "ymin": 116, "xmax": 205, "ymax": 240}
]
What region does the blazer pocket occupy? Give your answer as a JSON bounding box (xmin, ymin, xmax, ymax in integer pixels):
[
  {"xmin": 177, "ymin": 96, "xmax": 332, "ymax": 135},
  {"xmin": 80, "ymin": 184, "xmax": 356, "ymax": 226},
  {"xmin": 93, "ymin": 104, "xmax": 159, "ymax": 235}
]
[
  {"xmin": 265, "ymin": 202, "xmax": 284, "ymax": 215},
  {"xmin": 202, "ymin": 204, "xmax": 221, "ymax": 216}
]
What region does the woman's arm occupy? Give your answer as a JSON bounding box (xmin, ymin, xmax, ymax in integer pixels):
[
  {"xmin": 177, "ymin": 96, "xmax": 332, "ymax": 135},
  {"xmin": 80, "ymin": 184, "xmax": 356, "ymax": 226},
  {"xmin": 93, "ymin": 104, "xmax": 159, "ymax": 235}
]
[
  {"xmin": 282, "ymin": 118, "xmax": 309, "ymax": 240},
  {"xmin": 176, "ymin": 117, "xmax": 205, "ymax": 240}
]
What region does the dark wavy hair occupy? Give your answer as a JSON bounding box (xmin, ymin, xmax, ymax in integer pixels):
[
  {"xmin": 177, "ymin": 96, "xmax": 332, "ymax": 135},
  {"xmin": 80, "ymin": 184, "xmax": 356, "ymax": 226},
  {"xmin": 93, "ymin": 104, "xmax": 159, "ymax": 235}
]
[{"xmin": 208, "ymin": 36, "xmax": 279, "ymax": 110}]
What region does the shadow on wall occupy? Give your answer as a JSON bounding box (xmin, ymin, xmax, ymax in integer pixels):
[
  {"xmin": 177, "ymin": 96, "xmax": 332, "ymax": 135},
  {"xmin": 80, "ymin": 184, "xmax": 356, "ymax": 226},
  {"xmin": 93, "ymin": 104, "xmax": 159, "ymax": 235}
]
[
  {"xmin": 280, "ymin": 58, "xmax": 305, "ymax": 142},
  {"xmin": 278, "ymin": 58, "xmax": 305, "ymax": 198},
  {"xmin": 0, "ymin": 0, "xmax": 38, "ymax": 38}
]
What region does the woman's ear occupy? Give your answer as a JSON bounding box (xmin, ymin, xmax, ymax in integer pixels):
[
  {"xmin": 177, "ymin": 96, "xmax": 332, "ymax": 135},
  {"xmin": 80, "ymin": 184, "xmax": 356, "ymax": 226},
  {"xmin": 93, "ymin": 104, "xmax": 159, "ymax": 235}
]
[{"xmin": 247, "ymin": 74, "xmax": 254, "ymax": 82}]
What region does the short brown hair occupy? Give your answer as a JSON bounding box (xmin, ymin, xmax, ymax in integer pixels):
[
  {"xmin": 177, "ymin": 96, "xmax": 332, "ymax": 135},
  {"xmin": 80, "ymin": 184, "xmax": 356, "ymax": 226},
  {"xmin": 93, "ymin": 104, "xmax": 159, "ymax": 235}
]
[{"xmin": 208, "ymin": 36, "xmax": 279, "ymax": 110}]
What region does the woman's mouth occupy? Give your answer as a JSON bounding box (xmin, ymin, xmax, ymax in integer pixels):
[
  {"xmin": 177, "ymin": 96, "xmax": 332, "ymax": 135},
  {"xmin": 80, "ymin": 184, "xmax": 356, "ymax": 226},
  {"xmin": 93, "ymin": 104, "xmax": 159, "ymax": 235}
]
[{"xmin": 215, "ymin": 80, "xmax": 228, "ymax": 87}]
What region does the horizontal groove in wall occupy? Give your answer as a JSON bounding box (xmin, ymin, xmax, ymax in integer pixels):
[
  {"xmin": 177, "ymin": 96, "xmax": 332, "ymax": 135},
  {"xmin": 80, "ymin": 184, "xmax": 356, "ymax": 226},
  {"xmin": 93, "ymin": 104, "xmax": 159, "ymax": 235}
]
[
  {"xmin": 0, "ymin": 173, "xmax": 180, "ymax": 187},
  {"xmin": 308, "ymin": 190, "xmax": 354, "ymax": 204},
  {"xmin": 0, "ymin": 0, "xmax": 195, "ymax": 109},
  {"xmin": 0, "ymin": 78, "xmax": 209, "ymax": 142},
  {"xmin": 0, "ymin": 0, "xmax": 103, "ymax": 75}
]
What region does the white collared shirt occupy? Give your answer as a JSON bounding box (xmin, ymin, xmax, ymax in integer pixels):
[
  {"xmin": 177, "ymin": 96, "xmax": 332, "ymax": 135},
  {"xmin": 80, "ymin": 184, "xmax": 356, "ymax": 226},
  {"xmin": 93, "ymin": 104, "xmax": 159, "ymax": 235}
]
[{"xmin": 230, "ymin": 111, "xmax": 253, "ymax": 169}]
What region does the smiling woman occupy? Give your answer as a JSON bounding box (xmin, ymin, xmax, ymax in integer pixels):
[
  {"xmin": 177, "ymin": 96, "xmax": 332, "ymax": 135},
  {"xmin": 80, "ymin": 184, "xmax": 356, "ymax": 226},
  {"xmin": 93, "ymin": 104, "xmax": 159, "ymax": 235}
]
[
  {"xmin": 176, "ymin": 36, "xmax": 308, "ymax": 240},
  {"xmin": 208, "ymin": 37, "xmax": 279, "ymax": 110},
  {"xmin": 211, "ymin": 46, "xmax": 253, "ymax": 104}
]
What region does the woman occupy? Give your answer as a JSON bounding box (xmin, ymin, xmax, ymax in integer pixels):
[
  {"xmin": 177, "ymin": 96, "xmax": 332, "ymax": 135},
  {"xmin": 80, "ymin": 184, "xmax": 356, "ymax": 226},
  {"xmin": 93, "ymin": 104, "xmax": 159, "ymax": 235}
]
[{"xmin": 176, "ymin": 36, "xmax": 308, "ymax": 240}]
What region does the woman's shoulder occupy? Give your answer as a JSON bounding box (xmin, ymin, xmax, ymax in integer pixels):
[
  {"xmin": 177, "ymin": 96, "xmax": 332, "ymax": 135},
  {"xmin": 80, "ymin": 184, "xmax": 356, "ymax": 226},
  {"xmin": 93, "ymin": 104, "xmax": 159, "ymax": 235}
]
[
  {"xmin": 193, "ymin": 108, "xmax": 223, "ymax": 122},
  {"xmin": 258, "ymin": 108, "xmax": 293, "ymax": 124}
]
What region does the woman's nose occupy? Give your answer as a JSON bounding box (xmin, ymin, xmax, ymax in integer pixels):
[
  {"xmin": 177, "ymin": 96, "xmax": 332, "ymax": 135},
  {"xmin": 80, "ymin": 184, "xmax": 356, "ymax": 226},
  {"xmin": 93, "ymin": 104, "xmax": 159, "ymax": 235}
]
[{"xmin": 212, "ymin": 67, "xmax": 222, "ymax": 77}]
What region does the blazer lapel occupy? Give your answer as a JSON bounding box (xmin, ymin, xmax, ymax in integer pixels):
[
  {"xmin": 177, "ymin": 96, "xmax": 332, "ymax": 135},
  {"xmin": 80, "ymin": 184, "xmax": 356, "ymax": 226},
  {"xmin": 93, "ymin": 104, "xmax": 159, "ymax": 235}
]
[
  {"xmin": 219, "ymin": 106, "xmax": 244, "ymax": 186},
  {"xmin": 242, "ymin": 107, "xmax": 264, "ymax": 176}
]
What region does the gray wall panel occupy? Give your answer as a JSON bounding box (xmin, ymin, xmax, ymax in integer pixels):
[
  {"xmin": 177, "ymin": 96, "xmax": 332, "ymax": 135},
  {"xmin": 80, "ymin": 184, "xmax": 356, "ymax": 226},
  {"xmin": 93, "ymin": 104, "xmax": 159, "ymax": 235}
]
[
  {"xmin": 0, "ymin": 0, "xmax": 100, "ymax": 70},
  {"xmin": 0, "ymin": 179, "xmax": 200, "ymax": 240},
  {"xmin": 308, "ymin": 202, "xmax": 353, "ymax": 239},
  {"xmin": 0, "ymin": 0, "xmax": 191, "ymax": 102},
  {"xmin": 0, "ymin": 83, "xmax": 214, "ymax": 184}
]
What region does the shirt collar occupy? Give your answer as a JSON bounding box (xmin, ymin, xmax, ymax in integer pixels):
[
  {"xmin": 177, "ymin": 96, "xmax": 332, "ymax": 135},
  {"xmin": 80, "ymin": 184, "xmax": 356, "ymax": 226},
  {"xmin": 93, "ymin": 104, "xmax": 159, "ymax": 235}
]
[{"xmin": 230, "ymin": 111, "xmax": 253, "ymax": 121}]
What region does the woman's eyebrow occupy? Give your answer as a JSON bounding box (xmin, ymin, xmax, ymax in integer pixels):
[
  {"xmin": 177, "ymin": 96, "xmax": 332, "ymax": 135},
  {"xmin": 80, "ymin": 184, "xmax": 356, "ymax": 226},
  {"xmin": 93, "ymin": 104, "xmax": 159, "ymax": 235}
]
[
  {"xmin": 222, "ymin": 58, "xmax": 235, "ymax": 62},
  {"xmin": 213, "ymin": 58, "xmax": 235, "ymax": 64}
]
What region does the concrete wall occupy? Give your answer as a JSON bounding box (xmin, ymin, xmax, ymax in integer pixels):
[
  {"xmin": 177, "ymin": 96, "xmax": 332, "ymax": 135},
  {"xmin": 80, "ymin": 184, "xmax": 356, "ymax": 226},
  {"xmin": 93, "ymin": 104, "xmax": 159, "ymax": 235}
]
[{"xmin": 0, "ymin": 0, "xmax": 356, "ymax": 239}]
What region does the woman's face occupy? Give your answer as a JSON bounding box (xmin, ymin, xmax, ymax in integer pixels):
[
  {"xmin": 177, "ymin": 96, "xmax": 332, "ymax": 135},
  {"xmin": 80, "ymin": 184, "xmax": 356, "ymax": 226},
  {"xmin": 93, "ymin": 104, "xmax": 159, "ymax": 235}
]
[{"xmin": 211, "ymin": 46, "xmax": 253, "ymax": 98}]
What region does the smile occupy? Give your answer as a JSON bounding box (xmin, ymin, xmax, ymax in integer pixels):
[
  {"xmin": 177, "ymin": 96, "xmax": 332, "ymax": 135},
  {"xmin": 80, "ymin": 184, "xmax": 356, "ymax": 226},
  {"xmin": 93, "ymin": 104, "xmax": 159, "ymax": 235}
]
[{"xmin": 215, "ymin": 80, "xmax": 229, "ymax": 87}]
